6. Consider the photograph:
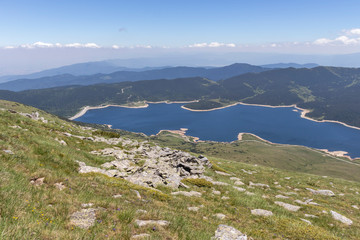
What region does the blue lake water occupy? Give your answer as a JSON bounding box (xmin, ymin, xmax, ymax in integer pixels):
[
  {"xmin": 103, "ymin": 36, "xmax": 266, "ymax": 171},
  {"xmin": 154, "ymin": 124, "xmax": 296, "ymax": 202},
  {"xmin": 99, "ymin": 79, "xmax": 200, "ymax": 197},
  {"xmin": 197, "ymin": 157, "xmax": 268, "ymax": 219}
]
[{"xmin": 75, "ymin": 103, "xmax": 360, "ymax": 158}]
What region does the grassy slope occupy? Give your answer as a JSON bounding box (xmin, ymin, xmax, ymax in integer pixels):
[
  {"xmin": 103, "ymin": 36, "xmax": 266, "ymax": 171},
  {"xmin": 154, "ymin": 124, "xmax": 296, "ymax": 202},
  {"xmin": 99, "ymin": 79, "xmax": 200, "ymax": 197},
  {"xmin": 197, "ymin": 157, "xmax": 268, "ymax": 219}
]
[{"xmin": 1, "ymin": 100, "xmax": 360, "ymax": 239}]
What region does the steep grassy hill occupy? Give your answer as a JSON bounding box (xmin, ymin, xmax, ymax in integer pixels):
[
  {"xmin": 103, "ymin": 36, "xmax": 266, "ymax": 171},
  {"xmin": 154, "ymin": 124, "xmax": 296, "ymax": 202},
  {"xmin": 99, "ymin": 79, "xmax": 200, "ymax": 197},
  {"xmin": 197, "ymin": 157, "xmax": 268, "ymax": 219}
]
[{"xmin": 1, "ymin": 100, "xmax": 360, "ymax": 239}]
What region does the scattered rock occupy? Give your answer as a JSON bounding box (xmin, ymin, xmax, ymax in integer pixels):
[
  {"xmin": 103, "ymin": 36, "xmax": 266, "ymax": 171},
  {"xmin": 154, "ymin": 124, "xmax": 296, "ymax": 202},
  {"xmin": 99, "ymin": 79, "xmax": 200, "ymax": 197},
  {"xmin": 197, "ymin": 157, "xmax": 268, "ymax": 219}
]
[
  {"xmin": 113, "ymin": 194, "xmax": 122, "ymax": 198},
  {"xmin": 251, "ymin": 209, "xmax": 273, "ymax": 217},
  {"xmin": 300, "ymin": 218, "xmax": 312, "ymax": 225},
  {"xmin": 30, "ymin": 177, "xmax": 44, "ymax": 186},
  {"xmin": 352, "ymin": 205, "xmax": 359, "ymax": 210},
  {"xmin": 249, "ymin": 181, "xmax": 269, "ymax": 188},
  {"xmin": 221, "ymin": 196, "xmax": 230, "ymax": 200},
  {"xmin": 70, "ymin": 208, "xmax": 97, "ymax": 229},
  {"xmin": 275, "ymin": 195, "xmax": 289, "ymax": 199},
  {"xmin": 213, "ymin": 190, "xmax": 221, "ymax": 195},
  {"xmin": 54, "ymin": 182, "xmax": 66, "ymax": 191},
  {"xmin": 214, "ymin": 213, "xmax": 226, "ymax": 220},
  {"xmin": 215, "ymin": 171, "xmax": 231, "ymax": 176},
  {"xmin": 304, "ymin": 214, "xmax": 318, "ymax": 218},
  {"xmin": 234, "ymin": 181, "xmax": 245, "ymax": 186},
  {"xmin": 188, "ymin": 207, "xmax": 199, "ymax": 212},
  {"xmin": 171, "ymin": 191, "xmax": 202, "ymax": 197},
  {"xmin": 81, "ymin": 203, "xmax": 94, "ymax": 208},
  {"xmin": 55, "ymin": 138, "xmax": 67, "ymax": 146},
  {"xmin": 330, "ymin": 211, "xmax": 353, "ymax": 226},
  {"xmin": 131, "ymin": 233, "xmax": 151, "ymax": 239},
  {"xmin": 284, "ymin": 177, "xmax": 291, "ymax": 180},
  {"xmin": 135, "ymin": 219, "xmax": 170, "ymax": 227},
  {"xmin": 233, "ymin": 186, "xmax": 246, "ymax": 192},
  {"xmin": 132, "ymin": 190, "xmax": 142, "ymax": 199},
  {"xmin": 241, "ymin": 169, "xmax": 256, "ymax": 175},
  {"xmin": 306, "ymin": 188, "xmax": 335, "ymax": 197},
  {"xmin": 275, "ymin": 201, "xmax": 301, "ymax": 212},
  {"xmin": 3, "ymin": 150, "xmax": 14, "ymax": 155},
  {"xmin": 213, "ymin": 224, "xmax": 247, "ymax": 240},
  {"xmin": 230, "ymin": 177, "xmax": 241, "ymax": 181},
  {"xmin": 136, "ymin": 209, "xmax": 148, "ymax": 214},
  {"xmin": 245, "ymin": 192, "xmax": 255, "ymax": 196},
  {"xmin": 212, "ymin": 181, "xmax": 230, "ymax": 186}
]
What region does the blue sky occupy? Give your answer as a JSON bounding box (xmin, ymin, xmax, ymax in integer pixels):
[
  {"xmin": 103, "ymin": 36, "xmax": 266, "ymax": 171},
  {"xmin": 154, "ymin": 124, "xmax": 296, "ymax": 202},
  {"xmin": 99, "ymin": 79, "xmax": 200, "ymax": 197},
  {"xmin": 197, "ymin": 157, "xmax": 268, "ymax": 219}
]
[
  {"xmin": 1, "ymin": 0, "xmax": 360, "ymax": 47},
  {"xmin": 1, "ymin": 0, "xmax": 360, "ymax": 75}
]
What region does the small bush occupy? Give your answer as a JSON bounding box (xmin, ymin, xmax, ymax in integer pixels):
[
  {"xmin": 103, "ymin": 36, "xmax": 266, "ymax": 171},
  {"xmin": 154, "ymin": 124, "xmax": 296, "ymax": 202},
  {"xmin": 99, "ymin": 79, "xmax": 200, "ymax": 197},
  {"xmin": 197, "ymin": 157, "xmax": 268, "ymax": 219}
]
[
  {"xmin": 92, "ymin": 130, "xmax": 120, "ymax": 138},
  {"xmin": 182, "ymin": 178, "xmax": 213, "ymax": 188}
]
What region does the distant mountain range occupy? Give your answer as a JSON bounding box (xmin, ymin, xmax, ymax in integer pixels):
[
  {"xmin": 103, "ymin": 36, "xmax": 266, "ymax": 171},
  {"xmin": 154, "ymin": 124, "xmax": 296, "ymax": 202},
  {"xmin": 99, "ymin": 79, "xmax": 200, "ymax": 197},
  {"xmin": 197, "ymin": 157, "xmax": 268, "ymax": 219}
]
[
  {"xmin": 1, "ymin": 66, "xmax": 360, "ymax": 128},
  {"xmin": 0, "ymin": 63, "xmax": 268, "ymax": 91},
  {"xmin": 261, "ymin": 63, "xmax": 319, "ymax": 69}
]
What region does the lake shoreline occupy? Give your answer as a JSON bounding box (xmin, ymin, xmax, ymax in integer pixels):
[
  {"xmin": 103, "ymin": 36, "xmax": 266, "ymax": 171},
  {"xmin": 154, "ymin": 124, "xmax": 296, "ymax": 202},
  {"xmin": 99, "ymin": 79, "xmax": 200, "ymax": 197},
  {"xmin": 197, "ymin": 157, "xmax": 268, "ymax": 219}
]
[{"xmin": 70, "ymin": 99, "xmax": 360, "ymax": 132}]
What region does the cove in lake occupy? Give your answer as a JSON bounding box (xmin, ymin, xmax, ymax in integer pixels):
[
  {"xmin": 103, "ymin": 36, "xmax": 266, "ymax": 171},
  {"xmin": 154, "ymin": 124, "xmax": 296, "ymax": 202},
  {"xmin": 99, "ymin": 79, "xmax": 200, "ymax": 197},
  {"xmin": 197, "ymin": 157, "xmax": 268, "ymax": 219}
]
[{"xmin": 75, "ymin": 103, "xmax": 360, "ymax": 158}]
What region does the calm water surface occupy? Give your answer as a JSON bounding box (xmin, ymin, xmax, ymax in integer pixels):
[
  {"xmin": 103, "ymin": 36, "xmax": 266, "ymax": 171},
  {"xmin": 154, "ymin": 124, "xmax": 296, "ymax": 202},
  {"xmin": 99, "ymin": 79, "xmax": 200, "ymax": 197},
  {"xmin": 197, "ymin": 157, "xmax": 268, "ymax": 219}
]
[{"xmin": 76, "ymin": 103, "xmax": 360, "ymax": 158}]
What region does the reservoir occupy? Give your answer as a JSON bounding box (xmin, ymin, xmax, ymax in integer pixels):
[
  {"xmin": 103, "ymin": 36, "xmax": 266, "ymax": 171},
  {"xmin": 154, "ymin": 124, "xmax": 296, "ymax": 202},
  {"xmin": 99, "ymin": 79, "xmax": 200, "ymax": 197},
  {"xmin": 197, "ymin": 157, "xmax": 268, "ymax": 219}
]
[{"xmin": 75, "ymin": 103, "xmax": 360, "ymax": 158}]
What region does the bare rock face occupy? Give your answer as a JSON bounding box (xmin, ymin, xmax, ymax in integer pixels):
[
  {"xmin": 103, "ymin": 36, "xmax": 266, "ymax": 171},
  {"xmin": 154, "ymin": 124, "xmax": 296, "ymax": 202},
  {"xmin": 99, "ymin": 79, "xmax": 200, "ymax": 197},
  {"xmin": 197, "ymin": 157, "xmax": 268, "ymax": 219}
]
[
  {"xmin": 330, "ymin": 211, "xmax": 353, "ymax": 226},
  {"xmin": 213, "ymin": 225, "xmax": 247, "ymax": 240},
  {"xmin": 70, "ymin": 208, "xmax": 97, "ymax": 229}
]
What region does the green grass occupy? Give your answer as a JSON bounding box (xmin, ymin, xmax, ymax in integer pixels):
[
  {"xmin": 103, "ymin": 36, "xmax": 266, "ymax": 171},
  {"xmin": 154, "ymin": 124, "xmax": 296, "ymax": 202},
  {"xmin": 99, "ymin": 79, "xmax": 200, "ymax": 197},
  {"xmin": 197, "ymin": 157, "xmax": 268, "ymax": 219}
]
[{"xmin": 1, "ymin": 100, "xmax": 360, "ymax": 239}]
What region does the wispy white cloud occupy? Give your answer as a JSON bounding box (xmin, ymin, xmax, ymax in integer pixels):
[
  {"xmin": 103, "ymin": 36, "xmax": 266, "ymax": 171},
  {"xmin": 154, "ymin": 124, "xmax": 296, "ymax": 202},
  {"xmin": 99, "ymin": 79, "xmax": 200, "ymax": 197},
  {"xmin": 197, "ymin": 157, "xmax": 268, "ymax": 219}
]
[
  {"xmin": 188, "ymin": 42, "xmax": 236, "ymax": 48},
  {"xmin": 313, "ymin": 28, "xmax": 360, "ymax": 46},
  {"xmin": 3, "ymin": 42, "xmax": 101, "ymax": 49}
]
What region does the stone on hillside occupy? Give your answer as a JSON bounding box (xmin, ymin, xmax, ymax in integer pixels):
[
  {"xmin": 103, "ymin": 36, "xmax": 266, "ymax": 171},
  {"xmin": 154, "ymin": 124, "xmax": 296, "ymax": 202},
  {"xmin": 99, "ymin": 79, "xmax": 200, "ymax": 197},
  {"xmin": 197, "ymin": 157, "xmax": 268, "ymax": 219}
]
[
  {"xmin": 171, "ymin": 191, "xmax": 202, "ymax": 197},
  {"xmin": 275, "ymin": 201, "xmax": 301, "ymax": 212},
  {"xmin": 113, "ymin": 194, "xmax": 122, "ymax": 198},
  {"xmin": 188, "ymin": 207, "xmax": 199, "ymax": 212},
  {"xmin": 352, "ymin": 205, "xmax": 359, "ymax": 209},
  {"xmin": 135, "ymin": 219, "xmax": 170, "ymax": 227},
  {"xmin": 230, "ymin": 177, "xmax": 241, "ymax": 181},
  {"xmin": 215, "ymin": 171, "xmax": 231, "ymax": 176},
  {"xmin": 234, "ymin": 181, "xmax": 245, "ymax": 186},
  {"xmin": 330, "ymin": 211, "xmax": 353, "ymax": 226},
  {"xmin": 54, "ymin": 182, "xmax": 66, "ymax": 191},
  {"xmin": 300, "ymin": 218, "xmax": 312, "ymax": 225},
  {"xmin": 245, "ymin": 192, "xmax": 255, "ymax": 196},
  {"xmin": 213, "ymin": 224, "xmax": 247, "ymax": 240},
  {"xmin": 241, "ymin": 169, "xmax": 255, "ymax": 175},
  {"xmin": 214, "ymin": 213, "xmax": 226, "ymax": 220},
  {"xmin": 251, "ymin": 209, "xmax": 273, "ymax": 217},
  {"xmin": 306, "ymin": 188, "xmax": 335, "ymax": 197},
  {"xmin": 132, "ymin": 190, "xmax": 142, "ymax": 199},
  {"xmin": 294, "ymin": 200, "xmax": 307, "ymax": 205},
  {"xmin": 3, "ymin": 149, "xmax": 14, "ymax": 155},
  {"xmin": 221, "ymin": 196, "xmax": 230, "ymax": 200},
  {"xmin": 249, "ymin": 181, "xmax": 269, "ymax": 188},
  {"xmin": 212, "ymin": 181, "xmax": 229, "ymax": 186},
  {"xmin": 213, "ymin": 190, "xmax": 221, "ymax": 195},
  {"xmin": 233, "ymin": 186, "xmax": 246, "ymax": 192},
  {"xmin": 55, "ymin": 138, "xmax": 67, "ymax": 146},
  {"xmin": 81, "ymin": 203, "xmax": 94, "ymax": 208},
  {"xmin": 304, "ymin": 214, "xmax": 318, "ymax": 218},
  {"xmin": 284, "ymin": 177, "xmax": 291, "ymax": 180},
  {"xmin": 70, "ymin": 208, "xmax": 97, "ymax": 229},
  {"xmin": 131, "ymin": 233, "xmax": 151, "ymax": 239},
  {"xmin": 30, "ymin": 177, "xmax": 45, "ymax": 186},
  {"xmin": 136, "ymin": 209, "xmax": 147, "ymax": 214},
  {"xmin": 275, "ymin": 195, "xmax": 289, "ymax": 199}
]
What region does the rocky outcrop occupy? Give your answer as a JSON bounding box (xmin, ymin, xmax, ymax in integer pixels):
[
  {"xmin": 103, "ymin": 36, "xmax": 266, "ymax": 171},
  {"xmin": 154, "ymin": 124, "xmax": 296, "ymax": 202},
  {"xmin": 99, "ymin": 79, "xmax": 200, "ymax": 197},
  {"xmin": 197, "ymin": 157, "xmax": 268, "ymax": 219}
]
[
  {"xmin": 135, "ymin": 219, "xmax": 170, "ymax": 227},
  {"xmin": 77, "ymin": 141, "xmax": 211, "ymax": 188},
  {"xmin": 275, "ymin": 201, "xmax": 301, "ymax": 212}
]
